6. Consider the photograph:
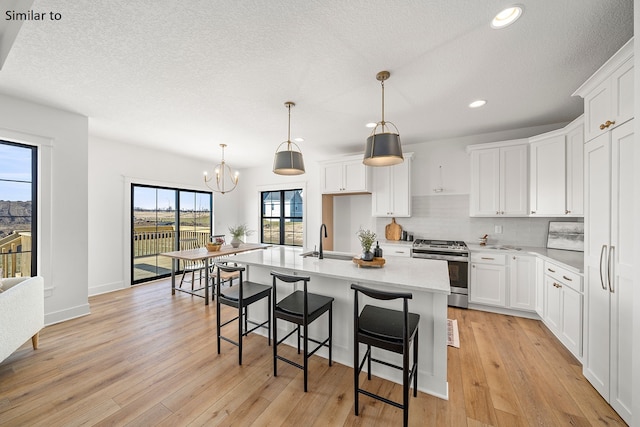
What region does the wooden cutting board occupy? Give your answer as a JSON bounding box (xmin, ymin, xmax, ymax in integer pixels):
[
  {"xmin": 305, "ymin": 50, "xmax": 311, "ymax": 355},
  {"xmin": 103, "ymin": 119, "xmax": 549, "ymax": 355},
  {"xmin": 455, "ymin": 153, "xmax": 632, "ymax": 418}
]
[{"xmin": 385, "ymin": 218, "xmax": 402, "ymax": 241}]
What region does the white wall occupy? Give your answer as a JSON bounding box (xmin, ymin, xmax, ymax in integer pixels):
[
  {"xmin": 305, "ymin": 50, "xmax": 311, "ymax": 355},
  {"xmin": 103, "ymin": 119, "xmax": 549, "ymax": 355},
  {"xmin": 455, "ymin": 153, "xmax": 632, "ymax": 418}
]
[
  {"xmin": 88, "ymin": 136, "xmax": 212, "ymax": 295},
  {"xmin": 0, "ymin": 93, "xmax": 89, "ymax": 325}
]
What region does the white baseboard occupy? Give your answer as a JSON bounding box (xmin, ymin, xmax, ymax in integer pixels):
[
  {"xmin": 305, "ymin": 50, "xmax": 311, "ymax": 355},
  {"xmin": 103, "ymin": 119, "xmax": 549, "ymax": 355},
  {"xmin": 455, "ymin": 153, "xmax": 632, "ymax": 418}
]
[
  {"xmin": 89, "ymin": 280, "xmax": 126, "ymax": 297},
  {"xmin": 45, "ymin": 303, "xmax": 91, "ymax": 326}
]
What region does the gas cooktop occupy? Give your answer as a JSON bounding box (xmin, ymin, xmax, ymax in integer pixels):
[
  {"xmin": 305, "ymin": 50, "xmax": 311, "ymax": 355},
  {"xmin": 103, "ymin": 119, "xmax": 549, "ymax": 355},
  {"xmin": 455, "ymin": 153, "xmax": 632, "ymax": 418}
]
[{"xmin": 412, "ymin": 239, "xmax": 468, "ymax": 251}]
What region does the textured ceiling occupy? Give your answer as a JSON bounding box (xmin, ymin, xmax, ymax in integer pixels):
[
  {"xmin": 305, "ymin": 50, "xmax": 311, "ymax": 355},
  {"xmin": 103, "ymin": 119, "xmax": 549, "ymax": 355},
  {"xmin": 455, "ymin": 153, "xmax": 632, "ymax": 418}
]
[{"xmin": 0, "ymin": 0, "xmax": 634, "ymax": 168}]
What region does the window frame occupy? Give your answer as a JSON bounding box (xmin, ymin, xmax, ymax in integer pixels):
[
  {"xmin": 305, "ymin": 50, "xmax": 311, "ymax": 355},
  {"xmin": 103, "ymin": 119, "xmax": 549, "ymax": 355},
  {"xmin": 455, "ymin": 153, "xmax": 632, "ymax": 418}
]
[
  {"xmin": 0, "ymin": 140, "xmax": 37, "ymax": 277},
  {"xmin": 260, "ymin": 188, "xmax": 304, "ymax": 247}
]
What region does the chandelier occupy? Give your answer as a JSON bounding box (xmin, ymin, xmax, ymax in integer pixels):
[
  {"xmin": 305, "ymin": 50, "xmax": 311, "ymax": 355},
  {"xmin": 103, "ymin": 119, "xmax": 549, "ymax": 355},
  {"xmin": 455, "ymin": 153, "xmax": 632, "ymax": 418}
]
[{"xmin": 203, "ymin": 143, "xmax": 239, "ymax": 194}]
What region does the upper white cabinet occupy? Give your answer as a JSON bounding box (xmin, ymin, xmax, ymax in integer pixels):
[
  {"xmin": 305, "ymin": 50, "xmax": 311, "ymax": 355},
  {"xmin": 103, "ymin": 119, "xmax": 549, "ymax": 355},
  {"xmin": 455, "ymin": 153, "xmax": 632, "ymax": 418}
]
[
  {"xmin": 320, "ymin": 155, "xmax": 370, "ymax": 194},
  {"xmin": 577, "ymin": 38, "xmax": 633, "ymax": 425},
  {"xmin": 573, "ymin": 39, "xmax": 634, "ymax": 143},
  {"xmin": 529, "ymin": 116, "xmax": 584, "ymax": 216},
  {"xmin": 468, "ymin": 140, "xmax": 528, "ymax": 216},
  {"xmin": 371, "ymin": 153, "xmax": 413, "ymax": 217}
]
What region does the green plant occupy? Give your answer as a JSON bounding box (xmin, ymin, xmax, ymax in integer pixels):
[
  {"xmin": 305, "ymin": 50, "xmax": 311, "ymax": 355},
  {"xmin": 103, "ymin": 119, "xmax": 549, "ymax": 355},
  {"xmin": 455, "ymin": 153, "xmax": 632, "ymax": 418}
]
[
  {"xmin": 228, "ymin": 224, "xmax": 254, "ymax": 239},
  {"xmin": 356, "ymin": 228, "xmax": 376, "ymax": 253}
]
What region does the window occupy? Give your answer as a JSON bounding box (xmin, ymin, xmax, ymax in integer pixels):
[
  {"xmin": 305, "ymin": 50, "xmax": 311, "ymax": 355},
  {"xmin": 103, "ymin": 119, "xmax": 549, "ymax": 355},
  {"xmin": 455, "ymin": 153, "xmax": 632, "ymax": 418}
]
[
  {"xmin": 261, "ymin": 189, "xmax": 303, "ymax": 246},
  {"xmin": 0, "ymin": 141, "xmax": 37, "ymax": 278},
  {"xmin": 131, "ymin": 184, "xmax": 212, "ymax": 284}
]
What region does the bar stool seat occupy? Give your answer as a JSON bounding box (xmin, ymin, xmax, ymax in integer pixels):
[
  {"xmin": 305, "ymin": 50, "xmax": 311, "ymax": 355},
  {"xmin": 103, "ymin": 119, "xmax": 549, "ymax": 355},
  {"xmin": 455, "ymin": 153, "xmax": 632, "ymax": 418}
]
[
  {"xmin": 271, "ymin": 271, "xmax": 333, "ymax": 392},
  {"xmin": 351, "ymin": 284, "xmax": 420, "ymax": 427}
]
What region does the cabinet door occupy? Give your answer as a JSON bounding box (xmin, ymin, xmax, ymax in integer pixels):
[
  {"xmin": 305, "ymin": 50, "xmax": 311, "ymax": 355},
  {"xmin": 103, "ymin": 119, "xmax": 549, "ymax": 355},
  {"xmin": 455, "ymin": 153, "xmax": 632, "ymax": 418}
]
[
  {"xmin": 470, "ymin": 148, "xmax": 500, "ymax": 216},
  {"xmin": 371, "ymin": 166, "xmax": 391, "ymax": 216},
  {"xmin": 470, "ymin": 262, "xmax": 506, "ymax": 307},
  {"xmin": 535, "ymin": 257, "xmax": 544, "ymax": 317},
  {"xmin": 565, "ymin": 123, "xmax": 584, "ymax": 215},
  {"xmin": 529, "ymin": 135, "xmax": 566, "ymax": 216},
  {"xmin": 322, "ymin": 163, "xmax": 345, "ymax": 193},
  {"xmin": 544, "ymin": 275, "xmax": 562, "ymax": 333},
  {"xmin": 371, "ymin": 158, "xmax": 411, "ymax": 217},
  {"xmin": 610, "ymin": 58, "xmax": 634, "ymax": 132},
  {"xmin": 343, "ymin": 160, "xmax": 368, "ymax": 192},
  {"xmin": 500, "ymin": 145, "xmax": 528, "ymax": 215},
  {"xmin": 609, "ymin": 120, "xmax": 634, "ymax": 422},
  {"xmin": 508, "ymin": 255, "xmax": 536, "ymax": 311},
  {"xmin": 584, "ymin": 81, "xmax": 611, "ymax": 142},
  {"xmin": 583, "ymin": 132, "xmax": 611, "ymax": 399},
  {"xmin": 561, "ymin": 284, "xmax": 582, "ymax": 358}
]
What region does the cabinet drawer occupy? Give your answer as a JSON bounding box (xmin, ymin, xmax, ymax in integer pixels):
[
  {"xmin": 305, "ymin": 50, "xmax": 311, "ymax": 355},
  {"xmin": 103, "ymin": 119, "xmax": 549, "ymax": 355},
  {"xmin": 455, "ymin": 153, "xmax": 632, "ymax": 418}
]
[
  {"xmin": 544, "ymin": 260, "xmax": 582, "ymax": 292},
  {"xmin": 379, "ymin": 244, "xmax": 411, "ymax": 257},
  {"xmin": 471, "ymin": 253, "xmax": 506, "ymax": 265}
]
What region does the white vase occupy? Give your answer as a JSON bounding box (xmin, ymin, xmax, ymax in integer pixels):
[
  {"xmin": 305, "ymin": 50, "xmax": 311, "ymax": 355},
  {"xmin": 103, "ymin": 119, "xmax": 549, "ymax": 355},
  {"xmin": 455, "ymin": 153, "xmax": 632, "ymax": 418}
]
[{"xmin": 231, "ymin": 237, "xmax": 242, "ymax": 248}]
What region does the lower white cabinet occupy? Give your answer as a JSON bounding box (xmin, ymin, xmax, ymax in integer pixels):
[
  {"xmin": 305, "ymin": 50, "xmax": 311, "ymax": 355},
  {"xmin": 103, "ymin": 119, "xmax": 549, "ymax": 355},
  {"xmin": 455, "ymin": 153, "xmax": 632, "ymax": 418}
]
[
  {"xmin": 470, "ymin": 254, "xmax": 507, "ymax": 307},
  {"xmin": 470, "ymin": 252, "xmax": 535, "ymax": 312},
  {"xmin": 542, "ymin": 260, "xmax": 583, "ymax": 359},
  {"xmin": 378, "ymin": 243, "xmax": 412, "ymax": 258}
]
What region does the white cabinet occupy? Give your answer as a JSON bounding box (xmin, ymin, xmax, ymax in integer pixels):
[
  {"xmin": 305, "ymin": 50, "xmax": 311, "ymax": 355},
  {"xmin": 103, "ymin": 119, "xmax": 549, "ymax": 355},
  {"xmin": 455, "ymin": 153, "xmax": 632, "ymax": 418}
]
[
  {"xmin": 320, "ymin": 156, "xmax": 370, "ymax": 194},
  {"xmin": 542, "ymin": 260, "xmax": 583, "ymax": 359},
  {"xmin": 470, "ymin": 251, "xmax": 535, "ymax": 313},
  {"xmin": 573, "ymin": 39, "xmax": 633, "ymax": 143},
  {"xmin": 582, "ymin": 119, "xmax": 634, "ymax": 424},
  {"xmin": 470, "ymin": 253, "xmax": 506, "ymax": 307},
  {"xmin": 468, "ymin": 141, "xmax": 528, "ymax": 216},
  {"xmin": 528, "ymin": 116, "xmax": 584, "ymax": 217},
  {"xmin": 371, "ymin": 153, "xmax": 413, "ymax": 217},
  {"xmin": 508, "ymin": 254, "xmax": 536, "ymax": 312}
]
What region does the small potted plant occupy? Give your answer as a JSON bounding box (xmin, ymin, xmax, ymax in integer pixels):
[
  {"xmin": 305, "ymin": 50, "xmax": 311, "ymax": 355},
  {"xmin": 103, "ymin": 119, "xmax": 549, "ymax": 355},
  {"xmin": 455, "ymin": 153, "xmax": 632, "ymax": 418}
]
[
  {"xmin": 356, "ymin": 228, "xmax": 376, "ymax": 261},
  {"xmin": 228, "ymin": 224, "xmax": 254, "ymax": 248}
]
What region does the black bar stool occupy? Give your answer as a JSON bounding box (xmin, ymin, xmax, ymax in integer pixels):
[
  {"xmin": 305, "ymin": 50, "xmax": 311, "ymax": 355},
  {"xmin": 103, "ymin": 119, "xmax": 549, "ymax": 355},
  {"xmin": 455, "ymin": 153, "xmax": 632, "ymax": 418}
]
[
  {"xmin": 215, "ymin": 262, "xmax": 271, "ymax": 365},
  {"xmin": 271, "ymin": 271, "xmax": 334, "ymax": 392},
  {"xmin": 351, "ymin": 283, "xmax": 420, "ymax": 427}
]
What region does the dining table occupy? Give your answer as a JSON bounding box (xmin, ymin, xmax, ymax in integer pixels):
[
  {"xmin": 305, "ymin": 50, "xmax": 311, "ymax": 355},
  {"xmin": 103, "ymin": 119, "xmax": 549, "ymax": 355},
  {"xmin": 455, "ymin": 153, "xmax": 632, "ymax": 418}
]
[{"xmin": 160, "ymin": 243, "xmax": 270, "ymax": 305}]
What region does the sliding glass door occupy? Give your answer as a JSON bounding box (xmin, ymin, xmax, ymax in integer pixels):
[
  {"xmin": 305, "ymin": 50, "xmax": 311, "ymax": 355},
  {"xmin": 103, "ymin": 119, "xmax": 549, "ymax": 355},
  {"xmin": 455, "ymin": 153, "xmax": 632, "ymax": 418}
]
[{"xmin": 131, "ymin": 184, "xmax": 211, "ymax": 284}]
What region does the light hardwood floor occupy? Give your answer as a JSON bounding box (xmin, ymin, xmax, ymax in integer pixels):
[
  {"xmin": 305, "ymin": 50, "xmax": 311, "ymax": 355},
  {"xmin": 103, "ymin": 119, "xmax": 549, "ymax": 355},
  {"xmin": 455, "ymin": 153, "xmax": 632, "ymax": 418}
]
[{"xmin": 0, "ymin": 278, "xmax": 627, "ymax": 426}]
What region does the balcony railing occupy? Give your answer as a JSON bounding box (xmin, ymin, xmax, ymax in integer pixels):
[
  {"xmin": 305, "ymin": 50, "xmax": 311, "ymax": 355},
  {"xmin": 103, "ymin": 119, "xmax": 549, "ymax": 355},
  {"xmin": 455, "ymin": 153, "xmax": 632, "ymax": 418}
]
[
  {"xmin": 0, "ymin": 232, "xmax": 31, "ymax": 278},
  {"xmin": 132, "ymin": 229, "xmax": 211, "ymax": 258}
]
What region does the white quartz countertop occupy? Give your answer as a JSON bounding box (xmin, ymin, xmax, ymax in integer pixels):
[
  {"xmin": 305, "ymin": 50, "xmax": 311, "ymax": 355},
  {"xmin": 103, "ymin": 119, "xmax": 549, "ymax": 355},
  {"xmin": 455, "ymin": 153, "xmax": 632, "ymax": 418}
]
[
  {"xmin": 229, "ymin": 246, "xmax": 451, "ymax": 294},
  {"xmin": 466, "ymin": 243, "xmax": 584, "ymax": 274}
]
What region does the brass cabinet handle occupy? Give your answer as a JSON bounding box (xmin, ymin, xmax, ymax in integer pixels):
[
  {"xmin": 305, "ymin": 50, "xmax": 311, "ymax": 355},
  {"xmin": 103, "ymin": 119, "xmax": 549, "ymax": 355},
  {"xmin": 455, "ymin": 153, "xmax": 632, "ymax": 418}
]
[
  {"xmin": 565, "ymin": 210, "xmax": 570, "ymax": 214},
  {"xmin": 501, "ymin": 211, "xmax": 505, "ymax": 214},
  {"xmin": 553, "ymin": 282, "xmax": 562, "ymax": 288},
  {"xmin": 531, "ymin": 210, "xmax": 536, "ymax": 214},
  {"xmin": 562, "ymin": 275, "xmax": 572, "ymax": 281},
  {"xmin": 599, "ymin": 120, "xmax": 616, "ymax": 130},
  {"xmin": 547, "ymin": 268, "xmax": 556, "ymax": 273},
  {"xmin": 496, "ymin": 211, "xmax": 500, "ymax": 215},
  {"xmin": 481, "ymin": 257, "xmax": 495, "ymax": 260}
]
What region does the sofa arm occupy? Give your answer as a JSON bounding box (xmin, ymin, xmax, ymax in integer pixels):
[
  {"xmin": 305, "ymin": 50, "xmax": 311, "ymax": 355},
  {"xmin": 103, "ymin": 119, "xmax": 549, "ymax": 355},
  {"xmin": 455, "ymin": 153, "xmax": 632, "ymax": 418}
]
[{"xmin": 0, "ymin": 276, "xmax": 45, "ymax": 363}]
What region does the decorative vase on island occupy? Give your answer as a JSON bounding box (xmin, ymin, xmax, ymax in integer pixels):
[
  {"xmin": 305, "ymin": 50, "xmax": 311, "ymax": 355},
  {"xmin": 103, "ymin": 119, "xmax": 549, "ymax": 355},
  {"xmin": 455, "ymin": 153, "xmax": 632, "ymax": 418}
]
[
  {"xmin": 231, "ymin": 237, "xmax": 242, "ymax": 248},
  {"xmin": 361, "ymin": 251, "xmax": 374, "ymax": 261}
]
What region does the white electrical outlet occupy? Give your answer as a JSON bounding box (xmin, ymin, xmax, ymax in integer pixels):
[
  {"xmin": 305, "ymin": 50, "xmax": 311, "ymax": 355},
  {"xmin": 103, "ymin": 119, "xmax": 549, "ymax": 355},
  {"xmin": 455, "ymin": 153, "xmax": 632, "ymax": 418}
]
[{"xmin": 494, "ymin": 225, "xmax": 503, "ymax": 234}]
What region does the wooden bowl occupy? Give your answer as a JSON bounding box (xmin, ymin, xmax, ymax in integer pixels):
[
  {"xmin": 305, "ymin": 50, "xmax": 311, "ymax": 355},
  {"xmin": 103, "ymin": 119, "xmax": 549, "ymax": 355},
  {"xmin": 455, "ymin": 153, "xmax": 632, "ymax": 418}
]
[{"xmin": 206, "ymin": 243, "xmax": 222, "ymax": 252}]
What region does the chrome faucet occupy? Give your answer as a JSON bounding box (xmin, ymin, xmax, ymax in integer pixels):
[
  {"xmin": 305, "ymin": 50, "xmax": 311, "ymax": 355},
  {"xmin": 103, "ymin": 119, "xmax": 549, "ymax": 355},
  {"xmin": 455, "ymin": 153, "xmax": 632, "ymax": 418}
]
[{"xmin": 319, "ymin": 223, "xmax": 327, "ymax": 259}]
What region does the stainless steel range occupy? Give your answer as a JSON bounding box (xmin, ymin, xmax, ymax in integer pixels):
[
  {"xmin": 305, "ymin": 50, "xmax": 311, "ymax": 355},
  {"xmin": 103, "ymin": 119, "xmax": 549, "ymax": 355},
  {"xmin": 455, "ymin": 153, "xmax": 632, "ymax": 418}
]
[{"xmin": 411, "ymin": 239, "xmax": 469, "ymax": 308}]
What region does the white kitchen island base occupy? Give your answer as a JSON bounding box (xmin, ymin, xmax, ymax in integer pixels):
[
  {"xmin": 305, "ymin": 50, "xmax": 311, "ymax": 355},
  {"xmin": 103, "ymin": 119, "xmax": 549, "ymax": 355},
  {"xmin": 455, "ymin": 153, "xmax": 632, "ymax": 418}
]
[{"xmin": 228, "ymin": 246, "xmax": 450, "ymax": 399}]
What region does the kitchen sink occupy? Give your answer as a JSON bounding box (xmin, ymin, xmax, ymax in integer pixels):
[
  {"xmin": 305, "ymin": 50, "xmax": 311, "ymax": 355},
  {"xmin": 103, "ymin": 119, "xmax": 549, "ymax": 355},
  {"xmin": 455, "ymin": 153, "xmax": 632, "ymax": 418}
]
[{"xmin": 300, "ymin": 251, "xmax": 355, "ymax": 261}]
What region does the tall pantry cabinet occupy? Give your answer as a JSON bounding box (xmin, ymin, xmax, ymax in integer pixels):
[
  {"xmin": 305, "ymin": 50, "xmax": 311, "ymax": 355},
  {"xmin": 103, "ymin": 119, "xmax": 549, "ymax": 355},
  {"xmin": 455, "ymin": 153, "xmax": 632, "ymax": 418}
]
[{"xmin": 573, "ymin": 38, "xmax": 634, "ymax": 425}]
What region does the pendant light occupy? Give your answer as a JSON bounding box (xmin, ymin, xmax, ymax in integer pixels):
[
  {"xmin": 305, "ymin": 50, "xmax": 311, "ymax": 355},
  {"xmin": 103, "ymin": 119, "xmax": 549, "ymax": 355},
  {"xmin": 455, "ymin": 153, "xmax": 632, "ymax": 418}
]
[
  {"xmin": 363, "ymin": 71, "xmax": 404, "ymax": 166},
  {"xmin": 203, "ymin": 143, "xmax": 239, "ymax": 194},
  {"xmin": 273, "ymin": 101, "xmax": 305, "ymax": 175}
]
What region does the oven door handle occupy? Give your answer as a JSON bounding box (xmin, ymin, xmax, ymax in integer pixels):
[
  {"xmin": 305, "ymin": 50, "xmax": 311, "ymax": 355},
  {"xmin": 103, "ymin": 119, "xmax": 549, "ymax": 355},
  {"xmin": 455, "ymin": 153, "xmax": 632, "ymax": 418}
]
[{"xmin": 411, "ymin": 253, "xmax": 469, "ymax": 262}]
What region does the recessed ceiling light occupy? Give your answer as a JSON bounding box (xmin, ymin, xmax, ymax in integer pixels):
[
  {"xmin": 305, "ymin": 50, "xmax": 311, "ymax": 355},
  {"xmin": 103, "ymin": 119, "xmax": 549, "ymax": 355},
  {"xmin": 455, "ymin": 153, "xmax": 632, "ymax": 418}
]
[
  {"xmin": 491, "ymin": 6, "xmax": 523, "ymax": 29},
  {"xmin": 469, "ymin": 100, "xmax": 487, "ymax": 108},
  {"xmin": 294, "ymin": 137, "xmax": 304, "ymax": 142},
  {"xmin": 365, "ymin": 122, "xmax": 377, "ymax": 128}
]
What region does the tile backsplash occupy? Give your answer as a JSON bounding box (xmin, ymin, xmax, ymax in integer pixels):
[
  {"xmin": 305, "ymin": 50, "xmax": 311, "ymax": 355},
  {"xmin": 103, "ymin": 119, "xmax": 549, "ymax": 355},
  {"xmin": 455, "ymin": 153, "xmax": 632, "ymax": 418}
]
[{"xmin": 376, "ymin": 194, "xmax": 581, "ymax": 248}]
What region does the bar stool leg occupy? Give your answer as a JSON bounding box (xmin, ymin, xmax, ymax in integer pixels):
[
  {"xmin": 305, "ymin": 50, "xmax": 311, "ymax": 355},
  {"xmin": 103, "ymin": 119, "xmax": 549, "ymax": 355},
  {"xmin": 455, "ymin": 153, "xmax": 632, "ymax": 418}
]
[
  {"xmin": 367, "ymin": 344, "xmax": 372, "ymax": 380},
  {"xmin": 328, "ymin": 305, "xmax": 333, "ymax": 366},
  {"xmin": 273, "ymin": 314, "xmax": 278, "ymax": 377},
  {"xmin": 303, "ymin": 322, "xmax": 308, "ymax": 392},
  {"xmin": 403, "ymin": 341, "xmax": 410, "ymax": 427},
  {"xmin": 354, "ymin": 340, "xmax": 359, "ymax": 416},
  {"xmin": 238, "ymin": 302, "xmax": 243, "ymax": 365},
  {"xmin": 413, "ymin": 330, "xmax": 419, "ymax": 396}
]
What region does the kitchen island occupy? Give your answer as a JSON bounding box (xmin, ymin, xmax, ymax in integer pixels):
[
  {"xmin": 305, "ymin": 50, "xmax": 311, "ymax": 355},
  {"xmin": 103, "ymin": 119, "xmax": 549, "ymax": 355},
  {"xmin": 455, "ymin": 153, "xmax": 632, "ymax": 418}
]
[{"xmin": 228, "ymin": 246, "xmax": 451, "ymax": 399}]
